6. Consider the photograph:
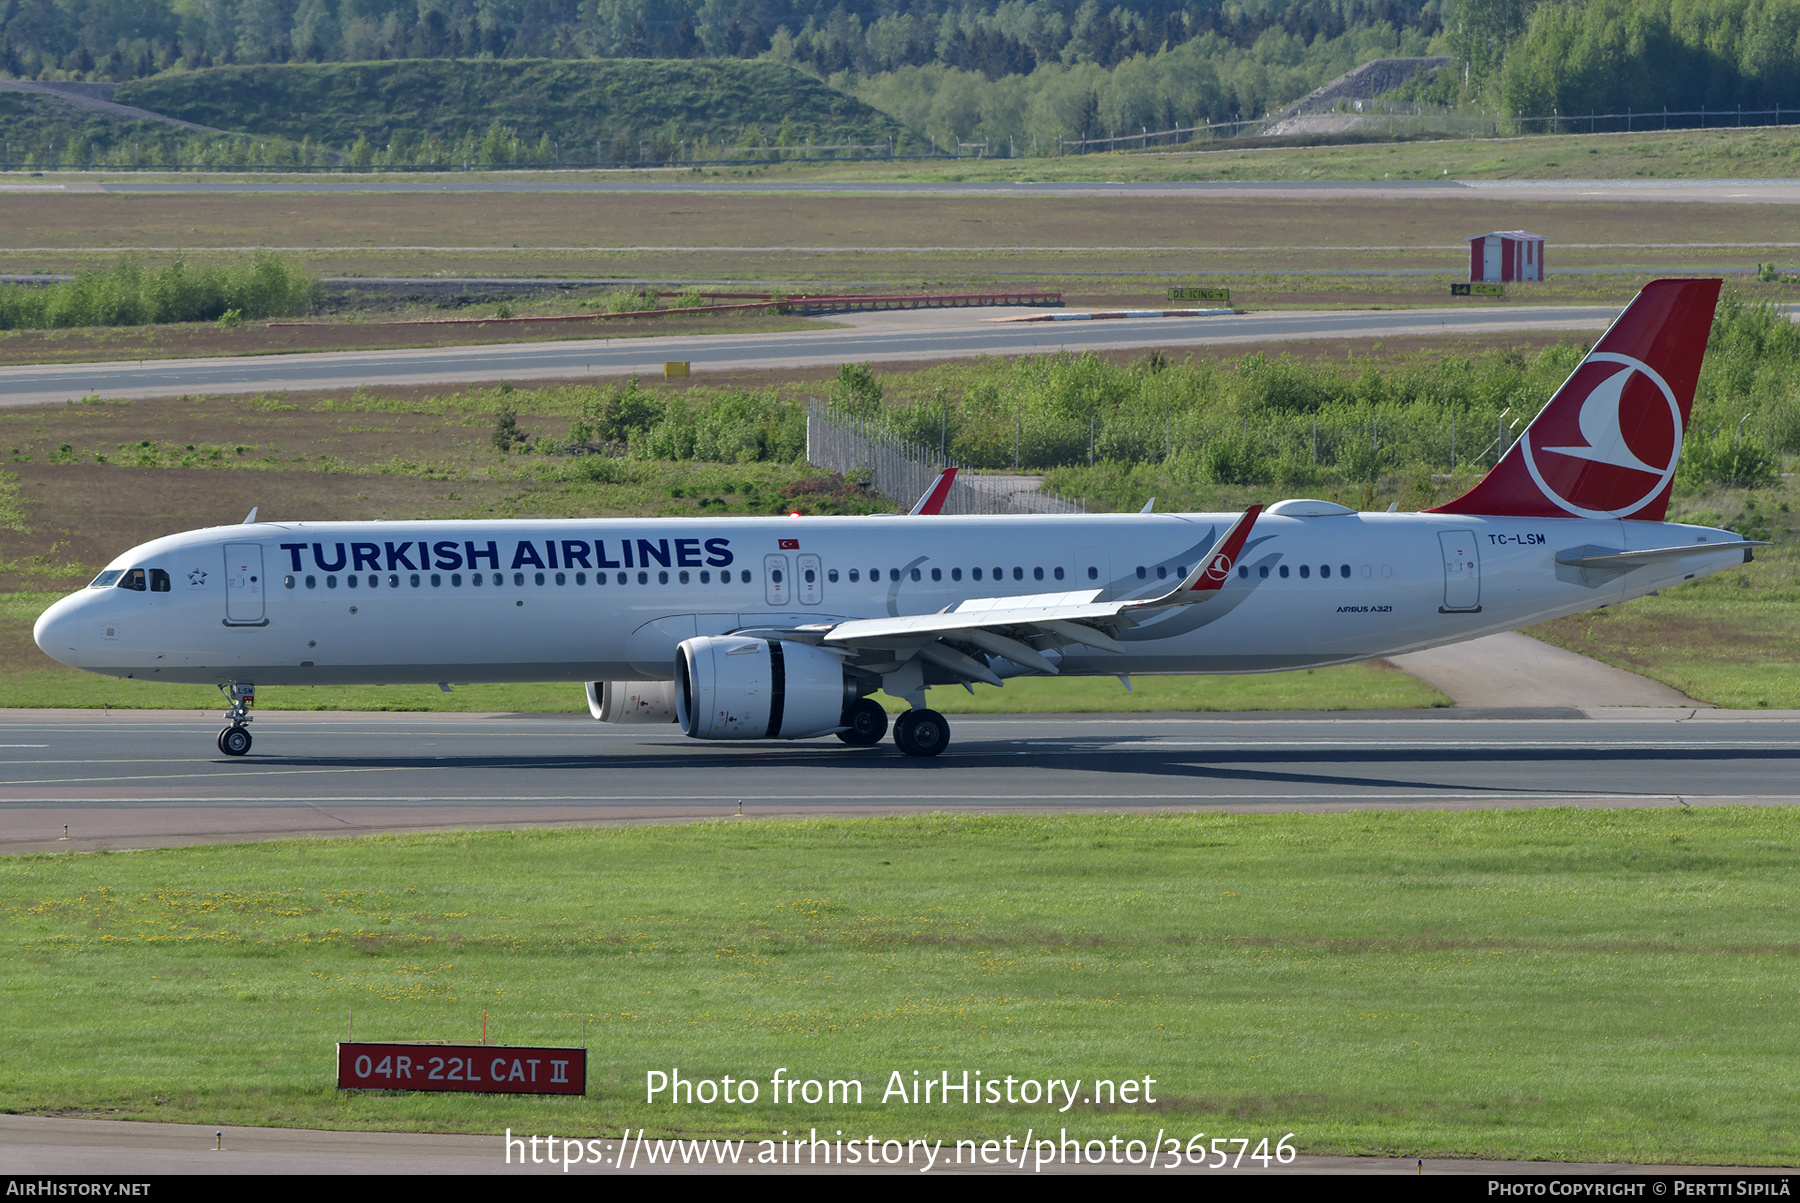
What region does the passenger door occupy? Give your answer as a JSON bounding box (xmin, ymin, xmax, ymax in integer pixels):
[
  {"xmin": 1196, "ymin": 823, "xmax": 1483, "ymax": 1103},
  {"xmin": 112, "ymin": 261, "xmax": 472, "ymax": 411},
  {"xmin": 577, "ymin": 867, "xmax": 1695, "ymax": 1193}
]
[
  {"xmin": 223, "ymin": 543, "xmax": 266, "ymax": 625},
  {"xmin": 1438, "ymin": 531, "xmax": 1482, "ymax": 613}
]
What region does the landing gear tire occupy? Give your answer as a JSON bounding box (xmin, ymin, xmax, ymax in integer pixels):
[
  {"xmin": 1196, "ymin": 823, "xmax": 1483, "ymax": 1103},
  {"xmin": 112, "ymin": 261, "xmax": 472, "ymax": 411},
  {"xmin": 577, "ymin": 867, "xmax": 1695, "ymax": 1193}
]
[
  {"xmin": 893, "ymin": 708, "xmax": 949, "ymax": 758},
  {"xmin": 218, "ymin": 726, "xmax": 252, "ymax": 757},
  {"xmin": 837, "ymin": 698, "xmax": 890, "ymax": 746}
]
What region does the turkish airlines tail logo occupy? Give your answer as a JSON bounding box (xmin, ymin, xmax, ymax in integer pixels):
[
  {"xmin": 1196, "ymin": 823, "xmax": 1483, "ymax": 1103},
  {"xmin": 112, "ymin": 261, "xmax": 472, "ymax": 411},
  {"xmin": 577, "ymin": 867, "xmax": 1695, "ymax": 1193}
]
[{"xmin": 1429, "ymin": 278, "xmax": 1719, "ymax": 521}]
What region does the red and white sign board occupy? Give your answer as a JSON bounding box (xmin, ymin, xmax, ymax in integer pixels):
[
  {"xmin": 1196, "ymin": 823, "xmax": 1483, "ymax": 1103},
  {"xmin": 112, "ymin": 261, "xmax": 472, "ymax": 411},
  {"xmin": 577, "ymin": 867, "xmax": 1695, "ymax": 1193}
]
[{"xmin": 337, "ymin": 1042, "xmax": 586, "ymax": 1095}]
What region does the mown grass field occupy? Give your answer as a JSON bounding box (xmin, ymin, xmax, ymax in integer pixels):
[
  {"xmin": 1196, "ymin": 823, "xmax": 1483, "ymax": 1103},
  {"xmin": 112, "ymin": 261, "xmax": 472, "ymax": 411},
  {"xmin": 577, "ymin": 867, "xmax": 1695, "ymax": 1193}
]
[
  {"xmin": 2, "ymin": 810, "xmax": 1795, "ymax": 1163},
  {"xmin": 1530, "ymin": 486, "xmax": 1800, "ymax": 710},
  {"xmin": 2, "ymin": 188, "xmax": 1795, "ymax": 288}
]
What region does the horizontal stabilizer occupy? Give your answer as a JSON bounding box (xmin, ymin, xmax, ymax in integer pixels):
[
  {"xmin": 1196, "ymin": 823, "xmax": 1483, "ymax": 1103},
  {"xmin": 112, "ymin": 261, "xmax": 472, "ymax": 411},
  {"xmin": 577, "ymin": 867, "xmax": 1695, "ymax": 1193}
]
[{"xmin": 1555, "ymin": 541, "xmax": 1764, "ymax": 570}]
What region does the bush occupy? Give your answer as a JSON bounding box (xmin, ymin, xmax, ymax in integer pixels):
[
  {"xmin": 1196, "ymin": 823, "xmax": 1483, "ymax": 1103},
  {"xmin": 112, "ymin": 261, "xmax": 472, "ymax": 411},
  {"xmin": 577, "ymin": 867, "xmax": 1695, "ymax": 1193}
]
[
  {"xmin": 1676, "ymin": 436, "xmax": 1780, "ymax": 491},
  {"xmin": 0, "ymin": 256, "xmax": 315, "ymax": 331}
]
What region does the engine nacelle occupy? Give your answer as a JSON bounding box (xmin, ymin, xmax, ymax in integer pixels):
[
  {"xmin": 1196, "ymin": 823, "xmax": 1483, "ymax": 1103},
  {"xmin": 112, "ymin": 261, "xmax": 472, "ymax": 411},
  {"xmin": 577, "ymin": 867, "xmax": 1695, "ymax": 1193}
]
[
  {"xmin": 676, "ymin": 635, "xmax": 856, "ymax": 740},
  {"xmin": 586, "ymin": 680, "xmax": 680, "ymax": 723}
]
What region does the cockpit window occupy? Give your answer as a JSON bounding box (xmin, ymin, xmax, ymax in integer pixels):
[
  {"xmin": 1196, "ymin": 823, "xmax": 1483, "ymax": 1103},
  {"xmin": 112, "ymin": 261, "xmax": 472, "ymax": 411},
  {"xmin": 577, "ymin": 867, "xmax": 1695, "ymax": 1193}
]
[
  {"xmin": 90, "ymin": 570, "xmax": 123, "ymax": 588},
  {"xmin": 117, "ymin": 569, "xmax": 147, "ymax": 591},
  {"xmin": 148, "ymin": 569, "xmax": 171, "ymax": 592}
]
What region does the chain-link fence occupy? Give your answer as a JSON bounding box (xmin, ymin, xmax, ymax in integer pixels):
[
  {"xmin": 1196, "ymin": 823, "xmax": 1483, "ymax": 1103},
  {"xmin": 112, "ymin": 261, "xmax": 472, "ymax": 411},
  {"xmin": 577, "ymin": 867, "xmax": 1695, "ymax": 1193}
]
[{"xmin": 807, "ymin": 401, "xmax": 1085, "ymax": 515}]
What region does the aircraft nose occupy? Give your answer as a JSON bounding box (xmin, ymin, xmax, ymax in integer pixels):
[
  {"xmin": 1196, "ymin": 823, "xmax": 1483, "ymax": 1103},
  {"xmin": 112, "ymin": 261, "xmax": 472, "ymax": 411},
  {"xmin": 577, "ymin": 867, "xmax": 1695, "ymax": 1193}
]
[{"xmin": 33, "ymin": 595, "xmax": 82, "ymax": 668}]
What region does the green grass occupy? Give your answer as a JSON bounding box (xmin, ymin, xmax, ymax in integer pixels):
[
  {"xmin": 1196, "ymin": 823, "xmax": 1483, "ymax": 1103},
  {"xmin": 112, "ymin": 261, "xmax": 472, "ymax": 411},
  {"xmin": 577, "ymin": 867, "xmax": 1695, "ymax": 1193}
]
[
  {"xmin": 1531, "ymin": 488, "xmax": 1800, "ymax": 709},
  {"xmin": 3, "ymin": 810, "xmax": 1796, "ymax": 1163}
]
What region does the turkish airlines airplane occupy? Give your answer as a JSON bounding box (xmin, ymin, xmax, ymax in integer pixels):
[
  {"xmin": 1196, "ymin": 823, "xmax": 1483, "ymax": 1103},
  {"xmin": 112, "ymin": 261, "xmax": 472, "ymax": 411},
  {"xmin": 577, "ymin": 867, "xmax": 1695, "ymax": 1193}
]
[{"xmin": 34, "ymin": 278, "xmax": 1755, "ymax": 758}]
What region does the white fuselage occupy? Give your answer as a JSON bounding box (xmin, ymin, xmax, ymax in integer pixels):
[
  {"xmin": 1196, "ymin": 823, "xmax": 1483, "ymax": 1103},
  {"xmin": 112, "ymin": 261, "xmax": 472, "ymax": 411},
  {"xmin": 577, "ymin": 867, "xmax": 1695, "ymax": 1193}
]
[{"xmin": 33, "ymin": 510, "xmax": 1745, "ymax": 689}]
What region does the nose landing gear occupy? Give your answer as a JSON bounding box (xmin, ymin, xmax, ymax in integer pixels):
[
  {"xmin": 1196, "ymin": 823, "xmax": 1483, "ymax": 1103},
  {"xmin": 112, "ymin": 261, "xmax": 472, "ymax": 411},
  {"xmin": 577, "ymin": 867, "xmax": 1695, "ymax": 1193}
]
[{"xmin": 217, "ymin": 683, "xmax": 254, "ymax": 756}]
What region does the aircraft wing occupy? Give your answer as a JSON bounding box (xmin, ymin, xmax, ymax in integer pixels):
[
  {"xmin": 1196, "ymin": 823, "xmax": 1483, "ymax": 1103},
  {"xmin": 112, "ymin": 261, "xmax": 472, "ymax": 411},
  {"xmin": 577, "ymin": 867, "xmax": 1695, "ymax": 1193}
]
[{"xmin": 805, "ymin": 505, "xmax": 1263, "ymax": 684}]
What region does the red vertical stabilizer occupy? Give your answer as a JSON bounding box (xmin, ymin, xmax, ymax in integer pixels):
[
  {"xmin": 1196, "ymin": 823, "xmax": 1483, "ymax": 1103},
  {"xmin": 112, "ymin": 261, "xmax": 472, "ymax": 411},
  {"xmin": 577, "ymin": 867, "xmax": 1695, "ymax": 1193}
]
[{"xmin": 1428, "ymin": 278, "xmax": 1720, "ymax": 521}]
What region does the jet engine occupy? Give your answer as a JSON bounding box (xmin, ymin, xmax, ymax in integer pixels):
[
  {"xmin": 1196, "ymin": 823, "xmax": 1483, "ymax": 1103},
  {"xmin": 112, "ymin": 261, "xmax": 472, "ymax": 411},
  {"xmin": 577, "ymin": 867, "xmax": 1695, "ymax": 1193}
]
[
  {"xmin": 586, "ymin": 680, "xmax": 680, "ymax": 723},
  {"xmin": 676, "ymin": 635, "xmax": 861, "ymax": 740}
]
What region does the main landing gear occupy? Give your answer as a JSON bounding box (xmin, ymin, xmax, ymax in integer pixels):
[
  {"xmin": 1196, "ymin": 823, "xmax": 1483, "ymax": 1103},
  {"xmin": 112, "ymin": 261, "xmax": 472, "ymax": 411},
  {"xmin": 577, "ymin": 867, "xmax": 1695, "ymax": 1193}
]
[
  {"xmin": 217, "ymin": 682, "xmax": 254, "ymax": 757},
  {"xmin": 837, "ymin": 697, "xmax": 890, "ymax": 746},
  {"xmin": 893, "ymin": 707, "xmax": 949, "ymax": 758}
]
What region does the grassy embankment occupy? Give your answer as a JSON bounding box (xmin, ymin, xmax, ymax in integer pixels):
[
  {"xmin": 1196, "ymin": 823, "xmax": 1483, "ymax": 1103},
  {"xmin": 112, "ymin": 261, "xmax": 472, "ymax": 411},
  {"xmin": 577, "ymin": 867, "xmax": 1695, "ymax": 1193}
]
[
  {"xmin": 2, "ymin": 810, "xmax": 1795, "ymax": 1164},
  {"xmin": 0, "ymin": 60, "xmax": 902, "ymax": 170}
]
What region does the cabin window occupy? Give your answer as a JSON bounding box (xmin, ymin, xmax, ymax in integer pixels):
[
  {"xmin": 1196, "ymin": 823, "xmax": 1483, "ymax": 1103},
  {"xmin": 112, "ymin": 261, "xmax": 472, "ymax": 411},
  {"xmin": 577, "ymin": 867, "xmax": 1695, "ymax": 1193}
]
[
  {"xmin": 1136, "ymin": 566, "xmax": 1146, "ymax": 579},
  {"xmin": 679, "ymin": 570, "xmax": 690, "ymax": 584},
  {"xmin": 951, "ymin": 567, "xmax": 962, "ymax": 581},
  {"xmin": 430, "ymin": 574, "xmax": 440, "ymax": 587},
  {"xmin": 972, "ymin": 567, "xmax": 983, "ymax": 581},
  {"xmin": 890, "ymin": 568, "xmax": 900, "ymax": 582},
  {"xmin": 1156, "ymin": 566, "xmax": 1167, "ymax": 580},
  {"xmin": 1086, "ymin": 566, "xmax": 1098, "ymax": 581},
  {"xmin": 1318, "ymin": 564, "xmax": 1330, "ymax": 578},
  {"xmin": 1033, "ymin": 567, "xmax": 1044, "ymax": 581},
  {"xmin": 347, "ymin": 574, "xmax": 359, "ymax": 589},
  {"xmin": 410, "ymin": 573, "xmax": 420, "ymax": 587},
  {"xmin": 698, "ymin": 570, "xmax": 709, "ymax": 584},
  {"xmin": 555, "ymin": 572, "xmax": 565, "ymax": 585},
  {"xmin": 306, "ymin": 575, "xmax": 318, "ymax": 589},
  {"xmin": 450, "ymin": 573, "xmax": 462, "ymax": 586},
  {"xmin": 827, "ymin": 569, "xmax": 838, "ymax": 583},
  {"xmin": 1341, "ymin": 564, "xmax": 1352, "ymax": 578},
  {"xmin": 575, "ymin": 572, "xmax": 586, "ymax": 585},
  {"xmin": 533, "ymin": 572, "xmax": 544, "ymax": 586},
  {"xmin": 514, "ymin": 572, "xmax": 525, "ymax": 586},
  {"xmin": 1260, "ymin": 566, "xmax": 1270, "ymax": 579},
  {"xmin": 637, "ymin": 571, "xmax": 648, "ymax": 585},
  {"xmin": 848, "ymin": 569, "xmax": 860, "ymax": 582},
  {"xmin": 1279, "ymin": 565, "xmax": 1290, "ymax": 578},
  {"xmin": 1299, "ymin": 565, "xmax": 1310, "ymax": 579},
  {"xmin": 658, "ymin": 570, "xmax": 669, "ymax": 584},
  {"xmin": 930, "ymin": 567, "xmax": 940, "ymax": 582},
  {"xmin": 805, "ymin": 568, "xmax": 816, "ymax": 583},
  {"xmin": 470, "ymin": 573, "xmax": 481, "ymax": 587},
  {"xmin": 911, "ymin": 568, "xmax": 921, "ymax": 582},
  {"xmin": 388, "ymin": 574, "xmax": 400, "ymax": 588},
  {"xmin": 284, "ymin": 575, "xmax": 296, "ymax": 589},
  {"xmin": 1054, "ymin": 566, "xmax": 1064, "ymax": 580},
  {"xmin": 771, "ymin": 568, "xmax": 784, "ymax": 583},
  {"xmin": 1237, "ymin": 566, "xmax": 1248, "ymax": 579},
  {"xmin": 327, "ymin": 575, "xmax": 339, "ymax": 588}
]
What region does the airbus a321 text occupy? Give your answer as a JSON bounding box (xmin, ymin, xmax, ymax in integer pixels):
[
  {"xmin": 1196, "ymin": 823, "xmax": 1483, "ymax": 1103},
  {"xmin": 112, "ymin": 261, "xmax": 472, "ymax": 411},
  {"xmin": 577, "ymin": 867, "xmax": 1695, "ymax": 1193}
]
[{"xmin": 34, "ymin": 279, "xmax": 1757, "ymax": 758}]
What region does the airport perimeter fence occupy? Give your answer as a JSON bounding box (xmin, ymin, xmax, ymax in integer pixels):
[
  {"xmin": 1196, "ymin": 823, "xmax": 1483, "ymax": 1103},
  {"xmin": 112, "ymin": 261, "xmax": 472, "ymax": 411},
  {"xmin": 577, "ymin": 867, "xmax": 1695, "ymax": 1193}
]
[
  {"xmin": 1057, "ymin": 103, "xmax": 1800, "ymax": 152},
  {"xmin": 807, "ymin": 401, "xmax": 1087, "ymax": 516}
]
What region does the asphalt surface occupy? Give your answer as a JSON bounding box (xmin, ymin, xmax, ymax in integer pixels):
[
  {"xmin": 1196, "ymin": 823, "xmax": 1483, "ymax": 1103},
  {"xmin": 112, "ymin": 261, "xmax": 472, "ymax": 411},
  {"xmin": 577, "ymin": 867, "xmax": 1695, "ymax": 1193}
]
[
  {"xmin": 3, "ymin": 1115, "xmax": 1786, "ymax": 1176},
  {"xmin": 3, "ymin": 709, "xmax": 1797, "ymax": 855},
  {"xmin": 7, "ymin": 176, "xmax": 1800, "ymax": 203},
  {"xmin": 0, "ymin": 304, "xmax": 1618, "ymax": 406}
]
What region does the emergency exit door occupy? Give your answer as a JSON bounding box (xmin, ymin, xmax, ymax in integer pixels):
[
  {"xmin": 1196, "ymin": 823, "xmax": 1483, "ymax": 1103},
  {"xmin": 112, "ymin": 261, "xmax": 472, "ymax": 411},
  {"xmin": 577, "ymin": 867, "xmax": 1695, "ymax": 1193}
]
[{"xmin": 224, "ymin": 543, "xmax": 266, "ymax": 625}]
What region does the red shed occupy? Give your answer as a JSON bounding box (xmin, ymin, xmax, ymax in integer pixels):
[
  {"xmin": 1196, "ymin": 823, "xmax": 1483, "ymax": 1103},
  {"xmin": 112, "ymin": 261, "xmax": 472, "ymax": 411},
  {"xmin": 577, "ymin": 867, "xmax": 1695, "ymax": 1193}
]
[{"xmin": 1469, "ymin": 231, "xmax": 1545, "ymax": 283}]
